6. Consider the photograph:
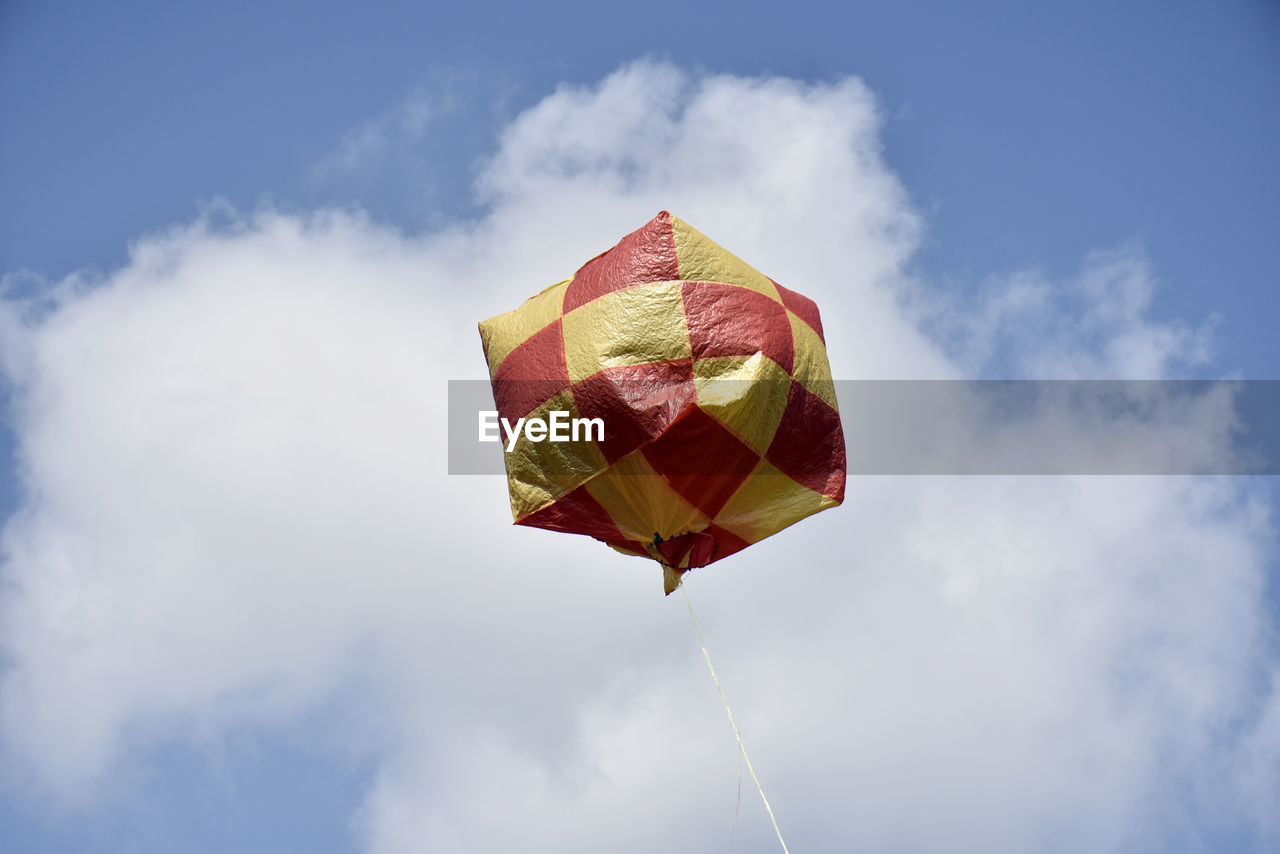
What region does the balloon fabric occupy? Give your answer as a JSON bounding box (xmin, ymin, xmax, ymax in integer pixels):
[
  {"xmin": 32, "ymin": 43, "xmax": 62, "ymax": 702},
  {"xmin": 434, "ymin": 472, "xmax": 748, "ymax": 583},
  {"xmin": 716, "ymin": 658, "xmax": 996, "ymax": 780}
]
[{"xmin": 479, "ymin": 211, "xmax": 845, "ymax": 594}]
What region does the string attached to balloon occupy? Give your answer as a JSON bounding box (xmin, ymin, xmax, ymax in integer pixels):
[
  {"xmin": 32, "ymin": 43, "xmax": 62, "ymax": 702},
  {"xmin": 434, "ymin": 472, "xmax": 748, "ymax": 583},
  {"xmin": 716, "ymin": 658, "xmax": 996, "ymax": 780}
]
[{"xmin": 682, "ymin": 582, "xmax": 791, "ymax": 854}]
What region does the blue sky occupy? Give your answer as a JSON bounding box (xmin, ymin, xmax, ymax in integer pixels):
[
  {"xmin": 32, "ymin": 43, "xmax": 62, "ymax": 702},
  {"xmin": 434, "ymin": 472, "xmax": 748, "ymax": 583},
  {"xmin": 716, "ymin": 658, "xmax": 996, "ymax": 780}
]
[
  {"xmin": 5, "ymin": 0, "xmax": 1277, "ymax": 363},
  {"xmin": 1, "ymin": 2, "xmax": 1278, "ymax": 852}
]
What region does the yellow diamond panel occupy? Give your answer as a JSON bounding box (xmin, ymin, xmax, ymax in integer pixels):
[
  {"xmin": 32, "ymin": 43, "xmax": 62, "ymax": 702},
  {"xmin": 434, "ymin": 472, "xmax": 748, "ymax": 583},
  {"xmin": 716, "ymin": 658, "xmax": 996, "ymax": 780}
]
[
  {"xmin": 788, "ymin": 309, "xmax": 839, "ymax": 411},
  {"xmin": 561, "ymin": 280, "xmax": 691, "ymax": 384},
  {"xmin": 670, "ymin": 215, "xmax": 781, "ymax": 301},
  {"xmin": 480, "ymin": 278, "xmax": 570, "ymax": 371},
  {"xmin": 712, "ymin": 458, "xmax": 839, "ymax": 544},
  {"xmin": 583, "ymin": 452, "xmax": 710, "ymax": 544},
  {"xmin": 503, "ymin": 390, "xmax": 610, "ymax": 520},
  {"xmin": 692, "ymin": 354, "xmax": 793, "ymax": 456}
]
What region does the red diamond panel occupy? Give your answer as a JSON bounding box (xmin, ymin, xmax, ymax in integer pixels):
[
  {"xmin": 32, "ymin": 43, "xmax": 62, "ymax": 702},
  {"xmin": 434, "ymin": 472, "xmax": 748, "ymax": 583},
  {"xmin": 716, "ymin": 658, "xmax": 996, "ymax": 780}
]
[
  {"xmin": 682, "ymin": 281, "xmax": 795, "ymax": 375},
  {"xmin": 641, "ymin": 405, "xmax": 760, "ymax": 518},
  {"xmin": 765, "ymin": 382, "xmax": 846, "ymax": 500},
  {"xmin": 703, "ymin": 523, "xmax": 750, "ymax": 562},
  {"xmin": 773, "ymin": 279, "xmax": 825, "ymax": 343},
  {"xmin": 570, "ymin": 359, "xmax": 696, "ymax": 462},
  {"xmin": 492, "ymin": 318, "xmax": 570, "ymax": 420},
  {"xmin": 562, "ymin": 213, "xmax": 681, "ymax": 313},
  {"xmin": 517, "ymin": 484, "xmax": 630, "ymax": 549}
]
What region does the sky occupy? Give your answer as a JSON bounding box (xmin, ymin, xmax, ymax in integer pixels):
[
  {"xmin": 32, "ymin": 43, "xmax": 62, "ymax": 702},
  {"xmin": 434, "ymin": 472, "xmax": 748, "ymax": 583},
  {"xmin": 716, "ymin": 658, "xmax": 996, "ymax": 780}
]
[{"xmin": 1, "ymin": 1, "xmax": 1278, "ymax": 852}]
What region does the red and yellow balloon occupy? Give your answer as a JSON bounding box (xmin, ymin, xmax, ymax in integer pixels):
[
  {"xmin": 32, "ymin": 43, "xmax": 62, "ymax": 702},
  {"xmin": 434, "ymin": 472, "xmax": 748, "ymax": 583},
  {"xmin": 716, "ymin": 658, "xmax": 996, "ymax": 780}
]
[{"xmin": 479, "ymin": 212, "xmax": 845, "ymax": 593}]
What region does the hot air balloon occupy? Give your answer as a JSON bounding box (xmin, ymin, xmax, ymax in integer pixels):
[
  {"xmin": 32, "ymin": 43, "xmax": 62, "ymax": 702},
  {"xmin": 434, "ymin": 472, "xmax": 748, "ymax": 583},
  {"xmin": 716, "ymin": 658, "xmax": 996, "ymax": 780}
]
[{"xmin": 479, "ymin": 211, "xmax": 845, "ymax": 593}]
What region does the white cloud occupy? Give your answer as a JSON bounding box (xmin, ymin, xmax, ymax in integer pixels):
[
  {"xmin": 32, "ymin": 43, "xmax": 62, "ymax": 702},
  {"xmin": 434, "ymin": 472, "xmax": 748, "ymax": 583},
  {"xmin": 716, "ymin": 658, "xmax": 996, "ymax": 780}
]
[
  {"xmin": 1, "ymin": 61, "xmax": 1276, "ymax": 851},
  {"xmin": 919, "ymin": 242, "xmax": 1218, "ymax": 379},
  {"xmin": 303, "ymin": 70, "xmax": 502, "ymax": 226},
  {"xmin": 310, "ymin": 87, "xmax": 442, "ymax": 179}
]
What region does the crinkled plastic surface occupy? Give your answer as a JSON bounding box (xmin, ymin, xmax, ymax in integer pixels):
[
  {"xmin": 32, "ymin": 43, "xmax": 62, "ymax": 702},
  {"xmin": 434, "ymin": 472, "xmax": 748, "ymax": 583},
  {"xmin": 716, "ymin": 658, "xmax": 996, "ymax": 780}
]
[{"xmin": 479, "ymin": 211, "xmax": 845, "ymax": 593}]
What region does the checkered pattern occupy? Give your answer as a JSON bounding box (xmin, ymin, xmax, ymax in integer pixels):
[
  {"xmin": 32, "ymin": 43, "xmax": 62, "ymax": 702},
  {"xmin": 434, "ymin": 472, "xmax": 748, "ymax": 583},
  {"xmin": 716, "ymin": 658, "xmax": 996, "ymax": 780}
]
[{"xmin": 479, "ymin": 211, "xmax": 845, "ymax": 593}]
